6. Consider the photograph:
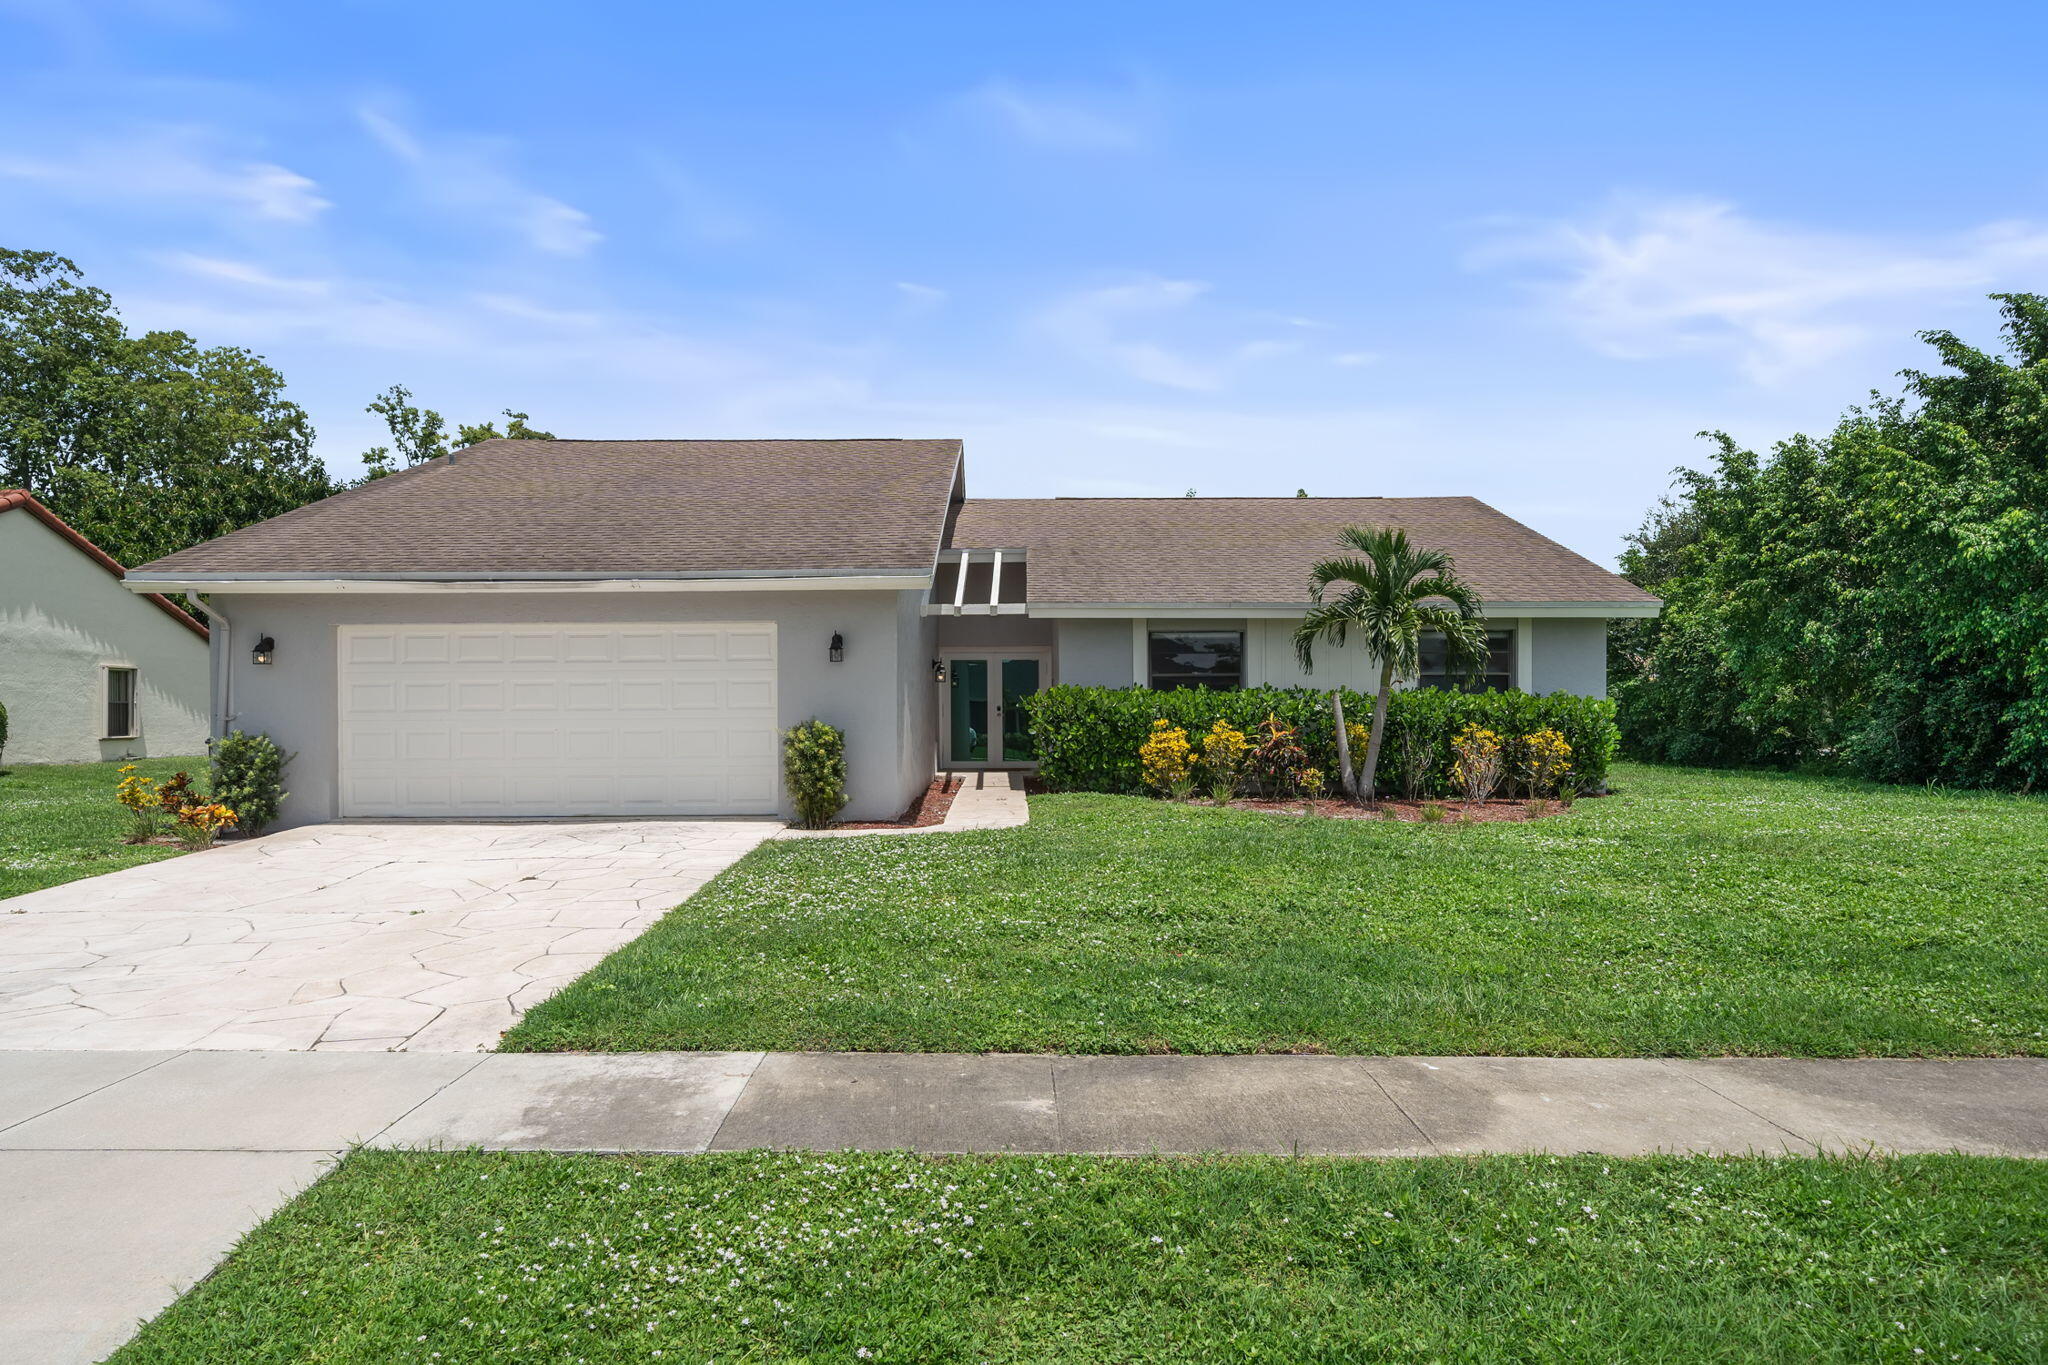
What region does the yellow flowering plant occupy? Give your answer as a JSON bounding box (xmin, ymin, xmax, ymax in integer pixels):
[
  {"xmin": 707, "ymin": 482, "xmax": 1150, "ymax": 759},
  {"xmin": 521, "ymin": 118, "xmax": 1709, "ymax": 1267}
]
[
  {"xmin": 1520, "ymin": 727, "xmax": 1574, "ymax": 799},
  {"xmin": 1199, "ymin": 719, "xmax": 1249, "ymax": 802},
  {"xmin": 115, "ymin": 763, "xmax": 163, "ymax": 844},
  {"xmin": 174, "ymin": 801, "xmax": 239, "ymax": 851},
  {"xmin": 1450, "ymin": 723, "xmax": 1505, "ymax": 805},
  {"xmin": 1139, "ymin": 718, "xmax": 1196, "ymax": 798}
]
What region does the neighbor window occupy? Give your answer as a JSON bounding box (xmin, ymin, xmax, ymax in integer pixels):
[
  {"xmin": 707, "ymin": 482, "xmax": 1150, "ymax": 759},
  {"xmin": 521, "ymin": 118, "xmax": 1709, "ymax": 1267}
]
[
  {"xmin": 1417, "ymin": 629, "xmax": 1514, "ymax": 692},
  {"xmin": 1148, "ymin": 630, "xmax": 1243, "ymax": 690},
  {"xmin": 104, "ymin": 666, "xmax": 138, "ymax": 738}
]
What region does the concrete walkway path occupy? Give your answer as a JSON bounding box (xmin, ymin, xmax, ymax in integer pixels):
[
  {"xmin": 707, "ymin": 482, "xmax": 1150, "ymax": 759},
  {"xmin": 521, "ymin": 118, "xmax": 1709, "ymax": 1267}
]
[
  {"xmin": 3, "ymin": 1048, "xmax": 2042, "ymax": 1363},
  {"xmin": 777, "ymin": 769, "xmax": 1030, "ymax": 839},
  {"xmin": 0, "ymin": 818, "xmax": 776, "ymax": 1053}
]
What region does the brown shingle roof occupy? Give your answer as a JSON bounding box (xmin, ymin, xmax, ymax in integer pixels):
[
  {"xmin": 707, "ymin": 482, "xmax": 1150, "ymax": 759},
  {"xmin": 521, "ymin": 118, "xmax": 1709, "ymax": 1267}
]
[
  {"xmin": 134, "ymin": 439, "xmax": 963, "ymax": 579},
  {"xmin": 1, "ymin": 490, "xmax": 209, "ymax": 637},
  {"xmin": 946, "ymin": 497, "xmax": 1655, "ymax": 606}
]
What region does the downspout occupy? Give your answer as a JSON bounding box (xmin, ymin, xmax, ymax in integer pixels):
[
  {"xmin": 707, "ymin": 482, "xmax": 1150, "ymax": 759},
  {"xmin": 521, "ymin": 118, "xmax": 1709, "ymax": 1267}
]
[{"xmin": 202, "ymin": 593, "xmax": 233, "ymax": 742}]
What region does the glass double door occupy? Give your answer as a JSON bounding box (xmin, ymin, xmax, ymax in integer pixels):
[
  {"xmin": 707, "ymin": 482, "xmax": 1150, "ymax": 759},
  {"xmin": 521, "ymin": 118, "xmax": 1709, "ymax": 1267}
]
[{"xmin": 944, "ymin": 653, "xmax": 1045, "ymax": 766}]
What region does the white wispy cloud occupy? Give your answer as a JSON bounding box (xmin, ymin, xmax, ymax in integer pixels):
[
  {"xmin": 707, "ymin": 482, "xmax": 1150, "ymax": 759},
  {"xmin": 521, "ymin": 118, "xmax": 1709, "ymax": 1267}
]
[
  {"xmin": 357, "ymin": 102, "xmax": 600, "ymax": 256},
  {"xmin": 1473, "ymin": 198, "xmax": 2048, "ymax": 381},
  {"xmin": 164, "ymin": 253, "xmax": 332, "ymax": 295},
  {"xmin": 1032, "ymin": 277, "xmax": 1339, "ymax": 391},
  {"xmin": 0, "ymin": 128, "xmax": 329, "ymax": 222},
  {"xmin": 895, "ymin": 281, "xmax": 948, "ymax": 311},
  {"xmin": 962, "ymin": 78, "xmax": 1156, "ymax": 152}
]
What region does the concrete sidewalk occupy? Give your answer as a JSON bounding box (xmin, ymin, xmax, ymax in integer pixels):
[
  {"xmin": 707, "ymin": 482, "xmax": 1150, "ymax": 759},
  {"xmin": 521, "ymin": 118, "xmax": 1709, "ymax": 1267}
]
[{"xmin": 4, "ymin": 1049, "xmax": 2043, "ymax": 1363}]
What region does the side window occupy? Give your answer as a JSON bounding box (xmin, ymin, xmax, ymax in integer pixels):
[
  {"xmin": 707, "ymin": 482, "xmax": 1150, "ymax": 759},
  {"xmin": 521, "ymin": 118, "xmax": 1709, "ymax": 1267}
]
[
  {"xmin": 1417, "ymin": 630, "xmax": 1514, "ymax": 692},
  {"xmin": 1148, "ymin": 631, "xmax": 1244, "ymax": 690},
  {"xmin": 104, "ymin": 666, "xmax": 139, "ymax": 737}
]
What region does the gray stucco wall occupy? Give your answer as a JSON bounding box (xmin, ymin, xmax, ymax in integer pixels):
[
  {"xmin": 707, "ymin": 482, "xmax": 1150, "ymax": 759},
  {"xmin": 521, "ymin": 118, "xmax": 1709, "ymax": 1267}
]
[
  {"xmin": 0, "ymin": 511, "xmax": 210, "ymax": 763},
  {"xmin": 1053, "ymin": 619, "xmax": 1135, "ymax": 687},
  {"xmin": 1528, "ymin": 617, "xmax": 1609, "ymax": 698},
  {"xmin": 208, "ymin": 588, "xmax": 932, "ymax": 827}
]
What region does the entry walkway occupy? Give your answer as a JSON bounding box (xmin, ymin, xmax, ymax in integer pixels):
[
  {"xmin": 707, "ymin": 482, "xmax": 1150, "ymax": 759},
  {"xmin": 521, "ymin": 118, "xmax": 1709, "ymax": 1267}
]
[{"xmin": 3, "ymin": 1049, "xmax": 2042, "ymax": 1362}]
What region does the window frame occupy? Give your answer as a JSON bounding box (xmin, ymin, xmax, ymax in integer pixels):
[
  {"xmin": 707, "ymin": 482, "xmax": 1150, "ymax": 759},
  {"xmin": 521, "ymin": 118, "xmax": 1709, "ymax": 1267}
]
[
  {"xmin": 1415, "ymin": 628, "xmax": 1515, "ymax": 693},
  {"xmin": 102, "ymin": 664, "xmax": 140, "ymax": 740},
  {"xmin": 1147, "ymin": 629, "xmax": 1246, "ymax": 691}
]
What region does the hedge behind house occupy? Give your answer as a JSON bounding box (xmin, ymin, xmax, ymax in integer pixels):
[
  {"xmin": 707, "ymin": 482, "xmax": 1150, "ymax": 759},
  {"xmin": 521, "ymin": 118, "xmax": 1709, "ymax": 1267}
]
[{"xmin": 1022, "ymin": 685, "xmax": 1619, "ymax": 797}]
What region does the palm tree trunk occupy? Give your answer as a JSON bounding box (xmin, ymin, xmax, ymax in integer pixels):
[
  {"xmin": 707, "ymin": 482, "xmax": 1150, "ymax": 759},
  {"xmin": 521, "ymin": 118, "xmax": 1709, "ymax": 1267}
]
[
  {"xmin": 1361, "ymin": 659, "xmax": 1395, "ymax": 802},
  {"xmin": 1331, "ymin": 691, "xmax": 1359, "ymax": 800}
]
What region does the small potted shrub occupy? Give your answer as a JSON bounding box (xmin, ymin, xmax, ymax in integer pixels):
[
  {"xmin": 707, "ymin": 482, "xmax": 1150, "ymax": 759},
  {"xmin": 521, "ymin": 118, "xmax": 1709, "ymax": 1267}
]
[
  {"xmin": 210, "ymin": 730, "xmax": 292, "ymax": 836},
  {"xmin": 783, "ymin": 719, "xmax": 849, "ymax": 828},
  {"xmin": 175, "ymin": 801, "xmax": 238, "ymax": 850}
]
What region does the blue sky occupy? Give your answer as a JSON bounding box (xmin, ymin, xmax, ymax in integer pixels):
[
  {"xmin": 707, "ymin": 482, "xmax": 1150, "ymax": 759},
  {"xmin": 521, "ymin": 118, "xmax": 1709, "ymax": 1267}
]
[{"xmin": 5, "ymin": 0, "xmax": 2046, "ymax": 565}]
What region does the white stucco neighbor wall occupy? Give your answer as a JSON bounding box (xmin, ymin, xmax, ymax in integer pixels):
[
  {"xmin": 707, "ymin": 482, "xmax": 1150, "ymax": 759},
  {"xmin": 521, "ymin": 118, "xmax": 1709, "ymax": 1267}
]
[
  {"xmin": 0, "ymin": 510, "xmax": 210, "ymax": 763},
  {"xmin": 204, "ymin": 587, "xmax": 935, "ymax": 828}
]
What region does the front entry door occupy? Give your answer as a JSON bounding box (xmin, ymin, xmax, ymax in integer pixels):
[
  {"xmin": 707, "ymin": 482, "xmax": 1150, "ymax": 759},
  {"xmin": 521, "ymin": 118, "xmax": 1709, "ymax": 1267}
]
[{"xmin": 944, "ymin": 653, "xmax": 1046, "ymax": 767}]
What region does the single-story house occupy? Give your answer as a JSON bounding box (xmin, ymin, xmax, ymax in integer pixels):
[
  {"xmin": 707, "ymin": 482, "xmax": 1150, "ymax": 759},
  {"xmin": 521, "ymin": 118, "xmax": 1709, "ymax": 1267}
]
[
  {"xmin": 125, "ymin": 439, "xmax": 1658, "ymax": 826},
  {"xmin": 1, "ymin": 489, "xmax": 211, "ymax": 764}
]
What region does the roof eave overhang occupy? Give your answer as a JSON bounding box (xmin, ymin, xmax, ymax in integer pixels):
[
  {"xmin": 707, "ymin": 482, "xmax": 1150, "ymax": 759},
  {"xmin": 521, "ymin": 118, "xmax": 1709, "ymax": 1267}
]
[
  {"xmin": 1023, "ymin": 600, "xmax": 1662, "ymax": 619},
  {"xmin": 123, "ymin": 570, "xmax": 933, "ymax": 596}
]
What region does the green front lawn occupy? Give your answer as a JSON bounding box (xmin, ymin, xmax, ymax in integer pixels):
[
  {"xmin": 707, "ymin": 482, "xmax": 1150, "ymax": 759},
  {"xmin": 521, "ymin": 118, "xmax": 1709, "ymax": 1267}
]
[
  {"xmin": 111, "ymin": 1149, "xmax": 2048, "ymax": 1363},
  {"xmin": 507, "ymin": 763, "xmax": 2048, "ymax": 1056},
  {"xmin": 0, "ymin": 756, "xmax": 200, "ymax": 899}
]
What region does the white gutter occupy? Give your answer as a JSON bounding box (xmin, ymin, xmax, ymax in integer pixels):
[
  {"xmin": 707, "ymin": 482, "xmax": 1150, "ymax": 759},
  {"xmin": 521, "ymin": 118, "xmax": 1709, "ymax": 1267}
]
[
  {"xmin": 123, "ymin": 573, "xmax": 932, "ymax": 596},
  {"xmin": 201, "ymin": 593, "xmax": 234, "ymax": 741}
]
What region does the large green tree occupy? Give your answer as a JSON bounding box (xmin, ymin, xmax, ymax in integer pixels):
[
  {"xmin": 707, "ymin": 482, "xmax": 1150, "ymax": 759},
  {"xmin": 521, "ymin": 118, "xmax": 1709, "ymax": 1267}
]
[
  {"xmin": 1615, "ymin": 293, "xmax": 2048, "ymax": 789},
  {"xmin": 1293, "ymin": 525, "xmax": 1489, "ymax": 801},
  {"xmin": 0, "ymin": 248, "xmax": 334, "ymax": 567},
  {"xmin": 360, "ymin": 384, "xmax": 553, "ymax": 480}
]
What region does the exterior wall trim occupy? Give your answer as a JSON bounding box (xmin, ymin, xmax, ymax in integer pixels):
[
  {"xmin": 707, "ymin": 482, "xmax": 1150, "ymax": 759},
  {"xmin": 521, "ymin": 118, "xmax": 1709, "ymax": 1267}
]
[{"xmin": 1031, "ymin": 601, "xmax": 1659, "ymax": 619}]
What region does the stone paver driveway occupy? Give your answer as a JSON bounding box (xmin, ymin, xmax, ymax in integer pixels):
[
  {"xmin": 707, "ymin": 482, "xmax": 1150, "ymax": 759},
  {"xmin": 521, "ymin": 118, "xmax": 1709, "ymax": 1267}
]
[{"xmin": 0, "ymin": 820, "xmax": 776, "ymax": 1052}]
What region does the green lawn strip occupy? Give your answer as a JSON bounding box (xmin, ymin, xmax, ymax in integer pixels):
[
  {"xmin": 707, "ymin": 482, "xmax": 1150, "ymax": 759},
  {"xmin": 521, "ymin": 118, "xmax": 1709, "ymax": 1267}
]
[
  {"xmin": 0, "ymin": 756, "xmax": 200, "ymax": 898},
  {"xmin": 505, "ymin": 763, "xmax": 2048, "ymax": 1057},
  {"xmin": 112, "ymin": 1149, "xmax": 2047, "ymax": 1364}
]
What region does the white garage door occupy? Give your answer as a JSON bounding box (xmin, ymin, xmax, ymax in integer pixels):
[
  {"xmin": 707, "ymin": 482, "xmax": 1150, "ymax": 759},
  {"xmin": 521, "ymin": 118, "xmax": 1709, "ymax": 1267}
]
[{"xmin": 337, "ymin": 623, "xmax": 779, "ymax": 817}]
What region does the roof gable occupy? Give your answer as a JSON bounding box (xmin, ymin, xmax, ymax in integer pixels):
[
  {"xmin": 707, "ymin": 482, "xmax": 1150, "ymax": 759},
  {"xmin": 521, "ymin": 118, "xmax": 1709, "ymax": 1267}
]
[
  {"xmin": 945, "ymin": 497, "xmax": 1654, "ymax": 607},
  {"xmin": 134, "ymin": 439, "xmax": 964, "ymax": 581},
  {"xmin": 0, "ymin": 490, "xmax": 209, "ymax": 637}
]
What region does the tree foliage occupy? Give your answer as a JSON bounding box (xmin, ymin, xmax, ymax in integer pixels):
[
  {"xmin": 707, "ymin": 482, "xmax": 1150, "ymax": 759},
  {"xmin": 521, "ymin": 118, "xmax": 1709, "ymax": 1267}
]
[
  {"xmin": 1614, "ymin": 293, "xmax": 2048, "ymax": 789},
  {"xmin": 360, "ymin": 384, "xmax": 553, "ymax": 480},
  {"xmin": 0, "ymin": 248, "xmax": 334, "ymax": 568}
]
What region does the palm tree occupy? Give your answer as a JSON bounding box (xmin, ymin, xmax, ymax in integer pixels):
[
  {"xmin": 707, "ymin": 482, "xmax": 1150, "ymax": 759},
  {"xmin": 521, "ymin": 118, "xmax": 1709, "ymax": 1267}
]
[{"xmin": 1293, "ymin": 526, "xmax": 1489, "ymax": 801}]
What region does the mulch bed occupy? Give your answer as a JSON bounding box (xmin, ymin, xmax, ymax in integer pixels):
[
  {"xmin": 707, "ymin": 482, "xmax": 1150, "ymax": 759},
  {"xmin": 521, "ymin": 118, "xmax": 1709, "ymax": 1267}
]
[
  {"xmin": 1220, "ymin": 793, "xmax": 1596, "ymax": 822},
  {"xmin": 823, "ymin": 775, "xmax": 961, "ymax": 830}
]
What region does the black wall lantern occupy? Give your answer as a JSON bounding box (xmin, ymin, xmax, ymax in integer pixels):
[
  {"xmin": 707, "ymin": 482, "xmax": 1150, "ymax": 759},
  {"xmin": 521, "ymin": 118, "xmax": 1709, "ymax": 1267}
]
[
  {"xmin": 931, "ymin": 658, "xmax": 946, "ymax": 683},
  {"xmin": 828, "ymin": 632, "xmax": 845, "ymax": 663},
  {"xmin": 251, "ymin": 635, "xmax": 276, "ymax": 666}
]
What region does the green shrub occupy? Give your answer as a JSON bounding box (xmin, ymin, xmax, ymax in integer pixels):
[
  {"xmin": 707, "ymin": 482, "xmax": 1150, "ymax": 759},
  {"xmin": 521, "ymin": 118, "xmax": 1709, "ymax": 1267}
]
[
  {"xmin": 1022, "ymin": 685, "xmax": 1620, "ymax": 797},
  {"xmin": 783, "ymin": 718, "xmax": 849, "ymax": 828},
  {"xmin": 209, "ymin": 730, "xmax": 291, "ymax": 835}
]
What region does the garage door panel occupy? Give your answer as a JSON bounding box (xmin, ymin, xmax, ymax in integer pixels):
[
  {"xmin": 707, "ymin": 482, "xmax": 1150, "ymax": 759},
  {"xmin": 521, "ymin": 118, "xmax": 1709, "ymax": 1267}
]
[{"xmin": 339, "ymin": 623, "xmax": 780, "ymax": 817}]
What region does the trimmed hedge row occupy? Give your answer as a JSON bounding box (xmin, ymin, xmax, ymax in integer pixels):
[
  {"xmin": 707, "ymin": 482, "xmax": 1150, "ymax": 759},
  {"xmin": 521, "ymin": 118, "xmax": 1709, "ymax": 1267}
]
[{"xmin": 1021, "ymin": 685, "xmax": 1620, "ymax": 797}]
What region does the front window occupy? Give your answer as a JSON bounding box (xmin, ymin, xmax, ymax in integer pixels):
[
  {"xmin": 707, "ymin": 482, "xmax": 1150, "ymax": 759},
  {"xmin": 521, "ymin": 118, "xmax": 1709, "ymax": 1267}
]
[
  {"xmin": 1149, "ymin": 630, "xmax": 1243, "ymax": 690},
  {"xmin": 1417, "ymin": 629, "xmax": 1513, "ymax": 692},
  {"xmin": 104, "ymin": 666, "xmax": 138, "ymax": 737}
]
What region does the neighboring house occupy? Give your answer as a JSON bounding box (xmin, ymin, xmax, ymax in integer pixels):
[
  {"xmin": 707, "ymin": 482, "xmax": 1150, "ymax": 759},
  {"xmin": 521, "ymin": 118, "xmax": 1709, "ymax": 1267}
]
[
  {"xmin": 125, "ymin": 439, "xmax": 1657, "ymax": 826},
  {"xmin": 0, "ymin": 489, "xmax": 211, "ymax": 764}
]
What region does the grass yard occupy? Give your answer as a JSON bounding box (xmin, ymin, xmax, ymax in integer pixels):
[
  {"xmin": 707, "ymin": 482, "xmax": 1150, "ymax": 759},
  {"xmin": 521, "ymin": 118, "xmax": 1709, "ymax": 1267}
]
[
  {"xmin": 507, "ymin": 763, "xmax": 2048, "ymax": 1057},
  {"xmin": 111, "ymin": 1149, "xmax": 2047, "ymax": 1363},
  {"xmin": 0, "ymin": 756, "xmax": 200, "ymax": 898}
]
